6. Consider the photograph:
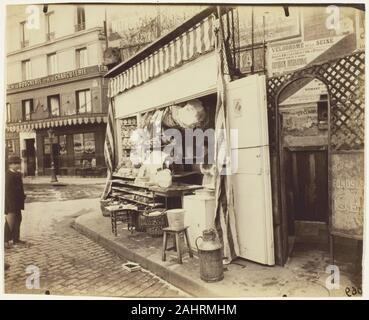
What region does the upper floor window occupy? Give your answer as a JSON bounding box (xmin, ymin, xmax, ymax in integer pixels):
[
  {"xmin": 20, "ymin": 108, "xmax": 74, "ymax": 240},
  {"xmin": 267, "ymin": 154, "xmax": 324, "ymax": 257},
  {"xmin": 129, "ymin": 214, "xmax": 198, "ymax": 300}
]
[
  {"xmin": 22, "ymin": 99, "xmax": 34, "ymax": 121},
  {"xmin": 47, "ymin": 95, "xmax": 60, "ymax": 117},
  {"xmin": 47, "ymin": 53, "xmax": 58, "ymax": 75},
  {"xmin": 76, "ymin": 47, "xmax": 88, "ymax": 68},
  {"xmin": 22, "ymin": 59, "xmax": 31, "ymax": 81},
  {"xmin": 45, "ymin": 12, "xmax": 55, "ymax": 41},
  {"xmin": 75, "ymin": 6, "xmax": 86, "ymax": 32},
  {"xmin": 76, "ymin": 89, "xmax": 92, "ymax": 114},
  {"xmin": 20, "ymin": 21, "xmax": 29, "ymax": 48}
]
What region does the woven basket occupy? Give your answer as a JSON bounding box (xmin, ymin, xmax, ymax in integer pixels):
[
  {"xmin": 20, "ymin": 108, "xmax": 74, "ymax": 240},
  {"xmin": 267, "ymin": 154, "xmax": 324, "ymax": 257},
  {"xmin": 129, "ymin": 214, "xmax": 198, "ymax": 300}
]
[{"xmin": 143, "ymin": 208, "xmax": 168, "ymax": 237}]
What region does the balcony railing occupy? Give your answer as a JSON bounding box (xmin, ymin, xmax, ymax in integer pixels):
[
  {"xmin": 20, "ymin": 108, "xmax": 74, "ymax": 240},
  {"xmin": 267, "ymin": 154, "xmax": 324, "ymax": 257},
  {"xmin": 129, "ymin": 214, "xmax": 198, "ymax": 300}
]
[
  {"xmin": 74, "ymin": 23, "xmax": 86, "ymax": 32},
  {"xmin": 20, "ymin": 40, "xmax": 29, "ymax": 48},
  {"xmin": 46, "ymin": 32, "xmax": 55, "ymax": 41}
]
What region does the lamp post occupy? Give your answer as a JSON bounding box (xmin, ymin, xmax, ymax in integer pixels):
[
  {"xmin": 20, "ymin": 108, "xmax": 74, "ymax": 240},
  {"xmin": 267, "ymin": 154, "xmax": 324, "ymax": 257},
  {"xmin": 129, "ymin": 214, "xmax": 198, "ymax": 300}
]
[{"xmin": 48, "ymin": 129, "xmax": 58, "ymax": 183}]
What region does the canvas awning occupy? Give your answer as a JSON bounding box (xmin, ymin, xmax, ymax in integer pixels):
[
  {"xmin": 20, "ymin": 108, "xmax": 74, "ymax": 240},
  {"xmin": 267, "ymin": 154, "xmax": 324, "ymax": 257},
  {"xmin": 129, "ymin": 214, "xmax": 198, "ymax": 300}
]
[
  {"xmin": 5, "ymin": 114, "xmax": 107, "ymax": 133},
  {"xmin": 106, "ymin": 12, "xmax": 215, "ymax": 98}
]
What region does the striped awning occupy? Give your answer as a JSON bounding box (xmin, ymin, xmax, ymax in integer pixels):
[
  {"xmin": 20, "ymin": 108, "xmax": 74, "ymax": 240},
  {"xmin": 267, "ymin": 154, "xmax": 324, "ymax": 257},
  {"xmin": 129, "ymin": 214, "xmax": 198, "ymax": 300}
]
[
  {"xmin": 6, "ymin": 114, "xmax": 107, "ymax": 133},
  {"xmin": 108, "ymin": 15, "xmax": 215, "ymax": 98}
]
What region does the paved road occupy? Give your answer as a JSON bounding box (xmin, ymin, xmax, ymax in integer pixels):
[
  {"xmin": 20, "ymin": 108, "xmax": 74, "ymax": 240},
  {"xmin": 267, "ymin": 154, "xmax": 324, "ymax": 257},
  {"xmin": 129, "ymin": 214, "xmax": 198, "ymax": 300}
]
[
  {"xmin": 24, "ymin": 183, "xmax": 105, "ymax": 203},
  {"xmin": 4, "ymin": 193, "xmax": 188, "ymax": 298}
]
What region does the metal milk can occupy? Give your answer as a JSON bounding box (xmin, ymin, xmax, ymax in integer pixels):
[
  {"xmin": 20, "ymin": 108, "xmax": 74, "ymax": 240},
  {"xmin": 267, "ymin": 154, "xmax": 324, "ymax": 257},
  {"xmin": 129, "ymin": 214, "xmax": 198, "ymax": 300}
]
[{"xmin": 195, "ymin": 229, "xmax": 224, "ymax": 282}]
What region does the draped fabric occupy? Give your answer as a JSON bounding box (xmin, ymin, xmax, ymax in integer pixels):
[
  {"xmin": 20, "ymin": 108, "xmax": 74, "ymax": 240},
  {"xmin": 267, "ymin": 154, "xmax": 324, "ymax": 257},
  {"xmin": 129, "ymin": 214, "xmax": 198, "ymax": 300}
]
[
  {"xmin": 101, "ymin": 95, "xmax": 116, "ymax": 200},
  {"xmin": 108, "ymin": 16, "xmax": 215, "ymax": 98},
  {"xmin": 213, "ymin": 10, "xmax": 240, "ymax": 263}
]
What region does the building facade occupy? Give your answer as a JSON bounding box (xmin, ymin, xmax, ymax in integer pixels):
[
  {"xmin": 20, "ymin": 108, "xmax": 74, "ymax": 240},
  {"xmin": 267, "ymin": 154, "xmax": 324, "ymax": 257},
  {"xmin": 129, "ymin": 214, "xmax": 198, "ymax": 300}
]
[{"xmin": 6, "ymin": 4, "xmax": 109, "ymax": 176}]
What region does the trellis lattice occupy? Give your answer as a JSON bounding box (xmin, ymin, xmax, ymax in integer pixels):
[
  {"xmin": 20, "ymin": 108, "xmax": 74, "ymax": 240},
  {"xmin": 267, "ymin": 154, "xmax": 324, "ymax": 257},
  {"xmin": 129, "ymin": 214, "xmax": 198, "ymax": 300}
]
[{"xmin": 267, "ymin": 51, "xmax": 365, "ymax": 151}]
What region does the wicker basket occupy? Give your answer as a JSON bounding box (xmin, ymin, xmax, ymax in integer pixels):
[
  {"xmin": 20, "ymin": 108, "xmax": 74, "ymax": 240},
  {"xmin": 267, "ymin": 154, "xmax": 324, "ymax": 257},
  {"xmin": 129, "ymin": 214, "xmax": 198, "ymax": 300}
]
[{"xmin": 143, "ymin": 208, "xmax": 168, "ymax": 237}]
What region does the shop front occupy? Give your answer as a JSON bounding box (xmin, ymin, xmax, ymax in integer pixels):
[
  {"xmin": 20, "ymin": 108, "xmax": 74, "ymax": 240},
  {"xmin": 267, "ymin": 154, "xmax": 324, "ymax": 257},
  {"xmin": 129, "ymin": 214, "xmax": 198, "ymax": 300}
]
[
  {"xmin": 6, "ymin": 65, "xmax": 109, "ymax": 177},
  {"xmin": 101, "ymin": 6, "xmax": 364, "ymax": 273},
  {"xmin": 103, "ymin": 8, "xmax": 276, "ymax": 266},
  {"xmin": 35, "ymin": 123, "xmax": 106, "ymax": 176}
]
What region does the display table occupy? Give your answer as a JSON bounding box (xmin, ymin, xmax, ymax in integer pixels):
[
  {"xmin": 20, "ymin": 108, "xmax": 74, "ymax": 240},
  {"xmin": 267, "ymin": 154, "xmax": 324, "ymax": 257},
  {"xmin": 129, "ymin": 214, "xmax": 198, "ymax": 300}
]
[{"xmin": 110, "ymin": 174, "xmax": 203, "ymax": 209}]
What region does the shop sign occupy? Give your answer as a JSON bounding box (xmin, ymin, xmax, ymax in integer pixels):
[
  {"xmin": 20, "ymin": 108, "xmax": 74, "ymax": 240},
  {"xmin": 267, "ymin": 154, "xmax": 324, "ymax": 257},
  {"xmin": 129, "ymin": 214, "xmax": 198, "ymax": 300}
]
[
  {"xmin": 267, "ymin": 6, "xmax": 359, "ymax": 77},
  {"xmin": 7, "ymin": 65, "xmax": 107, "ymax": 90},
  {"xmin": 267, "ymin": 36, "xmax": 345, "ymax": 77},
  {"xmin": 280, "ymin": 105, "xmax": 317, "ymax": 133},
  {"xmin": 279, "ymin": 79, "xmax": 328, "ymax": 106},
  {"xmin": 331, "ymin": 152, "xmax": 364, "ymax": 238}
]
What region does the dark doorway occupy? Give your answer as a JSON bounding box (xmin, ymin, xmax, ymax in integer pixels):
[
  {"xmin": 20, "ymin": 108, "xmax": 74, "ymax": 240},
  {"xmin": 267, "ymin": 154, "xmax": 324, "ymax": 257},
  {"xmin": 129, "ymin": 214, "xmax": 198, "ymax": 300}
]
[
  {"xmin": 277, "ymin": 77, "xmax": 330, "ymax": 264},
  {"xmin": 284, "ymin": 148, "xmax": 328, "ymax": 236},
  {"xmin": 52, "ymin": 143, "xmax": 61, "ymax": 174},
  {"xmin": 25, "ymin": 139, "xmax": 36, "ymax": 176}
]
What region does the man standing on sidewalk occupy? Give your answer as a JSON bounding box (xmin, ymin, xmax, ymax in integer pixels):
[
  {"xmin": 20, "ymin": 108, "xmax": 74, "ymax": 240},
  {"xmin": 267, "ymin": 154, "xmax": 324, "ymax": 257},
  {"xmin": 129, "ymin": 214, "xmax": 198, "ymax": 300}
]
[{"xmin": 5, "ymin": 155, "xmax": 26, "ymax": 246}]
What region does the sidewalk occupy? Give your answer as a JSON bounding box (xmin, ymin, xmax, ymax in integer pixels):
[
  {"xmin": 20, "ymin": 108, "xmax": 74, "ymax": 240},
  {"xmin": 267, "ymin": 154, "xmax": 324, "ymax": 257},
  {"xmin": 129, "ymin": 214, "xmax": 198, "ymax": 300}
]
[
  {"xmin": 73, "ymin": 210, "xmax": 360, "ymax": 297},
  {"xmin": 23, "ymin": 176, "xmax": 107, "ymax": 185}
]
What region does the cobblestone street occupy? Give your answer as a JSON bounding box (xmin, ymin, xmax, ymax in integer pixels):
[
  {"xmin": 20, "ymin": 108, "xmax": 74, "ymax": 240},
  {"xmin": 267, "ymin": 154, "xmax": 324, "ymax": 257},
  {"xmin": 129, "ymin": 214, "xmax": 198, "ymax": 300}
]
[{"xmin": 4, "ymin": 183, "xmax": 188, "ymax": 298}]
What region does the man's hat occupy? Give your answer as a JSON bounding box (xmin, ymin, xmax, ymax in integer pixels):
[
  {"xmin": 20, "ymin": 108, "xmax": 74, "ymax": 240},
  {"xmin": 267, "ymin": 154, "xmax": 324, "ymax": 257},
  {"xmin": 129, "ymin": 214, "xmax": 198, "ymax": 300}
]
[{"xmin": 8, "ymin": 155, "xmax": 21, "ymax": 165}]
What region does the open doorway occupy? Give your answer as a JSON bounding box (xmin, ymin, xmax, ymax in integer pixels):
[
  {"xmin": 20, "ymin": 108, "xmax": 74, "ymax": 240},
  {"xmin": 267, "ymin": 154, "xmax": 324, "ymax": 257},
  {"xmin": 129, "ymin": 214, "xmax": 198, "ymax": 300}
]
[{"xmin": 277, "ymin": 77, "xmax": 329, "ymax": 258}]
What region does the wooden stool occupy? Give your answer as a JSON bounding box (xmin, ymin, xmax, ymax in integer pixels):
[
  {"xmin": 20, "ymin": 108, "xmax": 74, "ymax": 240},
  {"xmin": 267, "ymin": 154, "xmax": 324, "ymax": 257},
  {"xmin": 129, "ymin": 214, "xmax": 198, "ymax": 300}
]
[
  {"xmin": 107, "ymin": 205, "xmax": 140, "ymax": 236},
  {"xmin": 162, "ymin": 226, "xmax": 193, "ymax": 264}
]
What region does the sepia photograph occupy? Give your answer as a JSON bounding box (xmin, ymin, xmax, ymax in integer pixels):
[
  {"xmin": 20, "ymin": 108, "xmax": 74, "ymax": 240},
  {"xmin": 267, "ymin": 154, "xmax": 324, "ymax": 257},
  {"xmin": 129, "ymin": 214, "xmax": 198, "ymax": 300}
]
[{"xmin": 0, "ymin": 0, "xmax": 366, "ymax": 301}]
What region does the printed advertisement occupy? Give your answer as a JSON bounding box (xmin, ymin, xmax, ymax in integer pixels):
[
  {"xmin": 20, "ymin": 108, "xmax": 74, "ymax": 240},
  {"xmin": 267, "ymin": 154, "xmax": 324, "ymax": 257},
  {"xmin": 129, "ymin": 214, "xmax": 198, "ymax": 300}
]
[{"xmin": 267, "ymin": 35, "xmax": 346, "ymax": 77}]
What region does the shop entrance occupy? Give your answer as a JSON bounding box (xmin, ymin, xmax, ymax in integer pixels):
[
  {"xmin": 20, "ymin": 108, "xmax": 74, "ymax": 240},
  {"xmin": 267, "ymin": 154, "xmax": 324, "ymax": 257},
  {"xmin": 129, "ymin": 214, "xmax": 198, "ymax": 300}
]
[
  {"xmin": 25, "ymin": 138, "xmax": 36, "ymax": 176},
  {"xmin": 277, "ymin": 77, "xmax": 330, "ymax": 260},
  {"xmin": 284, "ymin": 148, "xmax": 328, "ymax": 227}
]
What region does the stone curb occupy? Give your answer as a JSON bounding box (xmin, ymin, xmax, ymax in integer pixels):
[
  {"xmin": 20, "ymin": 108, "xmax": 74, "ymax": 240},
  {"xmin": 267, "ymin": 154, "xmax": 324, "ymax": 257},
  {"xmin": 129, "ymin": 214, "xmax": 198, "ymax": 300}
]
[{"xmin": 71, "ymin": 216, "xmax": 217, "ymax": 298}]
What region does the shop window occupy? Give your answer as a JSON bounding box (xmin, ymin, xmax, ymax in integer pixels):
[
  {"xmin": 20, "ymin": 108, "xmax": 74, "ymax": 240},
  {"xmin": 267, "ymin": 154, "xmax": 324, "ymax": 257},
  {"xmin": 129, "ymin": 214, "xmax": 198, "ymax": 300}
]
[
  {"xmin": 20, "ymin": 21, "xmax": 29, "ymax": 48},
  {"xmin": 45, "ymin": 12, "xmax": 55, "ymax": 40},
  {"xmin": 76, "ymin": 47, "xmax": 88, "ymax": 68},
  {"xmin": 47, "ymin": 94, "xmax": 60, "ymax": 117},
  {"xmin": 21, "ymin": 59, "xmax": 31, "ymax": 81},
  {"xmin": 75, "ymin": 6, "xmax": 86, "ymax": 32},
  {"xmin": 22, "ymin": 99, "xmax": 34, "ymax": 121},
  {"xmin": 73, "ymin": 133, "xmax": 96, "ymax": 167},
  {"xmin": 76, "ymin": 89, "xmax": 92, "ymax": 113},
  {"xmin": 47, "ymin": 53, "xmax": 58, "ymax": 75}
]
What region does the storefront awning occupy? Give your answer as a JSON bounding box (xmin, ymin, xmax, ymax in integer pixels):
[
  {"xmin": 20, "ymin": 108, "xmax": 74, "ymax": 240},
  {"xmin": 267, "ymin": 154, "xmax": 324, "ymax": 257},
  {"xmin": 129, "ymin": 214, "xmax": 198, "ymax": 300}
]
[
  {"xmin": 107, "ymin": 13, "xmax": 215, "ymax": 98},
  {"xmin": 5, "ymin": 114, "xmax": 107, "ymax": 133}
]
